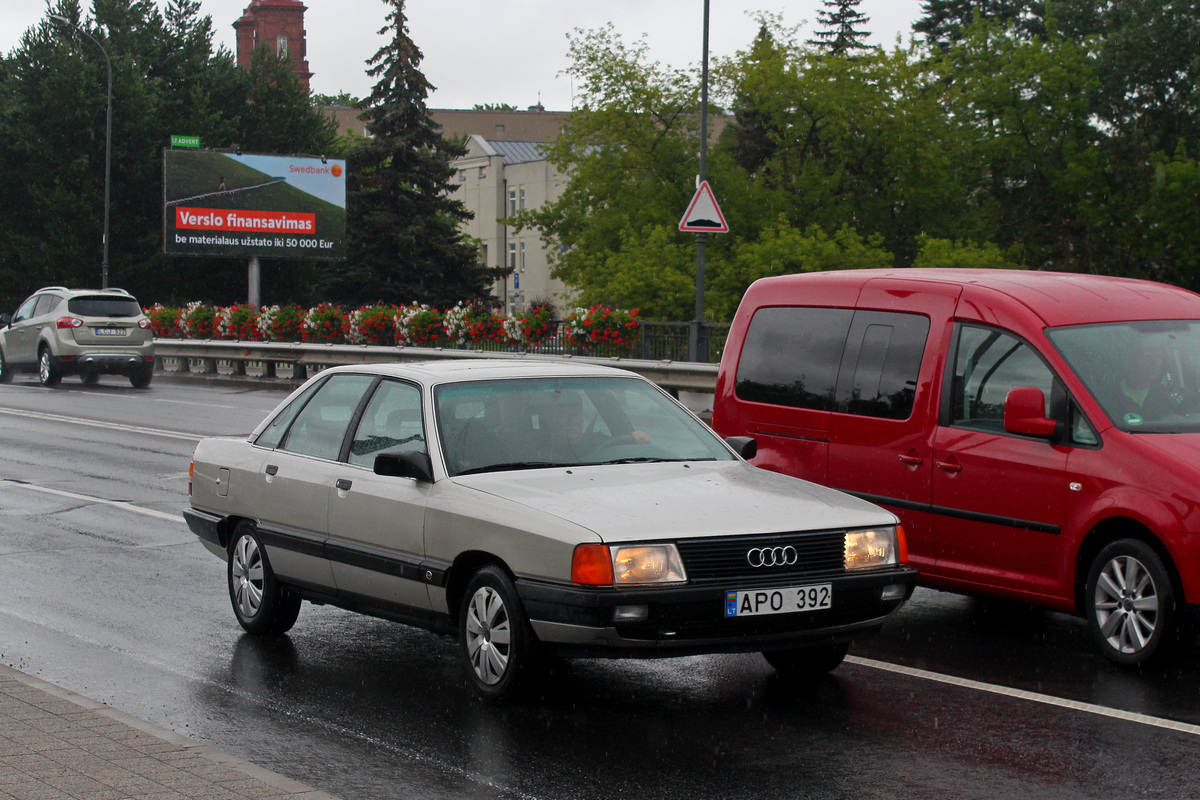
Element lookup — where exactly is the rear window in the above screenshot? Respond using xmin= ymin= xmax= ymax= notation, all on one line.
xmin=68 ymin=296 xmax=142 ymax=318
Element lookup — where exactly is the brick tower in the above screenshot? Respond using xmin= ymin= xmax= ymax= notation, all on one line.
xmin=233 ymin=0 xmax=312 ymax=91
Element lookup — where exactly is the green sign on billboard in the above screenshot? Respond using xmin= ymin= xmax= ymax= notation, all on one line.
xmin=170 ymin=135 xmax=201 ymax=148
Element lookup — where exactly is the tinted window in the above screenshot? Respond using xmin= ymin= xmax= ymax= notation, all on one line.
xmin=33 ymin=294 xmax=62 ymax=317
xmin=67 ymin=296 xmax=142 ymax=318
xmin=348 ymin=380 xmax=426 ymax=468
xmin=951 ymin=326 xmax=1054 ymax=432
xmin=839 ymin=311 xmax=929 ymax=419
xmin=279 ymin=374 xmax=374 ymax=460
xmin=735 ymin=307 xmax=852 ymax=410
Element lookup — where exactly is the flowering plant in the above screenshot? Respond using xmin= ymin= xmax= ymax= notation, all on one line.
xmin=257 ymin=305 xmax=306 ymax=342
xmin=518 ymin=301 xmax=557 ymax=347
xmin=564 ymin=305 xmax=641 ymax=352
xmin=181 ymin=301 xmax=217 ymax=339
xmin=464 ymin=304 xmax=506 ymax=346
xmin=442 ymin=302 xmax=471 ymax=344
xmin=349 ymin=305 xmax=398 ymax=346
xmin=395 ymin=304 xmax=443 ymax=346
xmin=303 ymin=304 xmax=349 ymax=343
xmin=144 ymin=304 xmax=183 ymax=338
xmin=214 ymin=304 xmax=261 ymax=340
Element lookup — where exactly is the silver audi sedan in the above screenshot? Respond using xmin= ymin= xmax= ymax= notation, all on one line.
xmin=185 ymin=360 xmax=916 ymax=701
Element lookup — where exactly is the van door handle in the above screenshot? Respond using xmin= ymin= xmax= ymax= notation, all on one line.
xmin=335 ymin=478 xmax=353 ymax=491
xmin=265 ymin=464 xmax=279 ymax=476
xmin=935 ymin=460 xmax=962 ymax=474
xmin=898 ymin=454 xmax=923 ymax=467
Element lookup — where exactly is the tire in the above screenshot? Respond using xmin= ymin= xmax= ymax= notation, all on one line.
xmin=763 ymin=642 xmax=849 ymax=679
xmin=1085 ymin=538 xmax=1188 ymax=668
xmin=0 ymin=348 xmax=11 ymax=384
xmin=38 ymin=347 xmax=61 ymax=387
xmin=129 ymin=364 xmax=153 ymax=388
xmin=459 ymin=565 xmax=536 ymax=703
xmin=227 ymin=522 xmax=301 ymax=635
xmin=81 ymin=370 xmax=99 ymax=386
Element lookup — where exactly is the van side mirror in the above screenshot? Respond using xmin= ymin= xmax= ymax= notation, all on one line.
xmin=724 ymin=436 xmax=758 ymax=460
xmin=374 ymin=451 xmax=434 ymax=483
xmin=1004 ymin=387 xmax=1058 ymax=438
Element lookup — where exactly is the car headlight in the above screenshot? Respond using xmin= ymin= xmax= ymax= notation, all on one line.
xmin=613 ymin=544 xmax=687 ymax=585
xmin=844 ymin=527 xmax=900 ymax=570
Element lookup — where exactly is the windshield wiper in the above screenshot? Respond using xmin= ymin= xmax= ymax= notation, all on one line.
xmin=456 ymin=461 xmax=562 ymax=476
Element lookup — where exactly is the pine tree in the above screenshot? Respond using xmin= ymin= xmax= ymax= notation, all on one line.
xmin=807 ymin=0 xmax=872 ymax=56
xmin=330 ymin=0 xmax=500 ymax=307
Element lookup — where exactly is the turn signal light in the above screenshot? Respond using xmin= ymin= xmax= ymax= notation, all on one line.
xmin=188 ymin=461 xmax=194 ymax=496
xmin=897 ymin=524 xmax=909 ymax=564
xmin=572 ymin=544 xmax=613 ymax=586
xmin=56 ymin=316 xmax=83 ymax=329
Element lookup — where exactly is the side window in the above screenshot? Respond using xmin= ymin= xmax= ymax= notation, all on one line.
xmin=12 ymin=295 xmax=38 ymax=324
xmin=33 ymin=294 xmax=60 ymax=317
xmin=838 ymin=311 xmax=930 ymax=420
xmin=348 ymin=380 xmax=426 ymax=467
xmin=735 ymin=307 xmax=853 ymax=411
xmin=254 ymin=380 xmax=325 ymax=450
xmin=951 ymin=326 xmax=1055 ymax=432
xmin=279 ymin=374 xmax=375 ymax=460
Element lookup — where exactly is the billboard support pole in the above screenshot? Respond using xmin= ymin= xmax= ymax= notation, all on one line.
xmin=248 ymin=257 xmax=260 ymax=308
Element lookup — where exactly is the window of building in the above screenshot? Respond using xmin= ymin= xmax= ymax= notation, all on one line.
xmin=508 ymin=242 xmax=517 ymax=270
xmin=507 ymin=188 xmax=518 ymax=217
xmin=277 ymin=34 xmax=288 ymax=55
xmin=519 ymin=241 xmax=526 ymax=272
xmin=519 ymin=187 xmax=526 ymax=210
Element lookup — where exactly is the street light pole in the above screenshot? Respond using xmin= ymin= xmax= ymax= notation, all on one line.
xmin=50 ymin=14 xmax=112 ymax=289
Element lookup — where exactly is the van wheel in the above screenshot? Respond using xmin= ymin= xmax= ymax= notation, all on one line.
xmin=228 ymin=522 xmax=301 ymax=635
xmin=763 ymin=642 xmax=849 ymax=679
xmin=1085 ymin=539 xmax=1189 ymax=667
xmin=459 ymin=565 xmax=536 ymax=703
xmin=38 ymin=347 xmax=61 ymax=386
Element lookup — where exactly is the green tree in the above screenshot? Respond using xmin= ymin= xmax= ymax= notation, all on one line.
xmin=808 ymin=0 xmax=873 ymax=56
xmin=328 ymin=0 xmax=498 ymax=308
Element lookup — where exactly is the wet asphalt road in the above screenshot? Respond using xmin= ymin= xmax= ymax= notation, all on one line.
xmin=1 ymin=374 xmax=1198 ymax=799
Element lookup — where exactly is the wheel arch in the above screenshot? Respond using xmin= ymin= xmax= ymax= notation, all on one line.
xmin=1073 ymin=517 xmax=1184 ymax=614
xmin=444 ymin=550 xmax=518 ymax=624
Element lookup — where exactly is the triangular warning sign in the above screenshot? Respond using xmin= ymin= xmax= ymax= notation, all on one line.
xmin=679 ymin=180 xmax=729 ymax=233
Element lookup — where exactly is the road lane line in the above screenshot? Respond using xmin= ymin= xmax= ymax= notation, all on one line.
xmin=1 ymin=480 xmax=183 ymax=523
xmin=849 ymin=655 xmax=1200 ymax=736
xmin=0 ymin=407 xmax=204 ymax=442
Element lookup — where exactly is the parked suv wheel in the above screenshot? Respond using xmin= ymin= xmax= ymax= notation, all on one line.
xmin=38 ymin=347 xmax=61 ymax=386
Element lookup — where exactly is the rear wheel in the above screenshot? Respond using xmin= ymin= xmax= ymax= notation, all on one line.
xmin=459 ymin=565 xmax=536 ymax=703
xmin=129 ymin=364 xmax=153 ymax=388
xmin=763 ymin=642 xmax=849 ymax=679
xmin=38 ymin=347 xmax=61 ymax=387
xmin=0 ymin=349 xmax=11 ymax=384
xmin=81 ymin=370 xmax=99 ymax=386
xmin=227 ymin=522 xmax=301 ymax=635
xmin=1085 ymin=538 xmax=1189 ymax=667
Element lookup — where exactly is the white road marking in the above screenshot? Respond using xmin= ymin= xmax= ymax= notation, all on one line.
xmin=2 ymin=480 xmax=183 ymax=523
xmin=0 ymin=407 xmax=204 ymax=442
xmin=849 ymin=655 xmax=1200 ymax=736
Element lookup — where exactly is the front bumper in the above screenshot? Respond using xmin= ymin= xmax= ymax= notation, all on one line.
xmin=517 ymin=566 xmax=918 ymax=657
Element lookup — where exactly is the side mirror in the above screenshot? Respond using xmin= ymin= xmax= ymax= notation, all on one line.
xmin=724 ymin=435 xmax=758 ymax=460
xmin=0 ymin=313 xmax=10 ymax=327
xmin=374 ymin=451 xmax=434 ymax=483
xmin=1003 ymin=387 xmax=1058 ymax=438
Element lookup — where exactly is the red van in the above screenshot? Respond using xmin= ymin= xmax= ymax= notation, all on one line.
xmin=713 ymin=268 xmax=1200 ymax=667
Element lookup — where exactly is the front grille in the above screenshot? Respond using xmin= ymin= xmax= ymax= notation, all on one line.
xmin=676 ymin=530 xmax=845 ymax=584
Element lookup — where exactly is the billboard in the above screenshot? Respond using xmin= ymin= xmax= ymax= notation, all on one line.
xmin=163 ymin=150 xmax=346 ymax=260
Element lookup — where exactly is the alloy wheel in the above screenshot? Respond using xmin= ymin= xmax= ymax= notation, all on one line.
xmin=1093 ymin=554 xmax=1159 ymax=655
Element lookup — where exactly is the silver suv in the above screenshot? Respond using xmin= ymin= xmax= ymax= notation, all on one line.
xmin=0 ymin=287 xmax=155 ymax=388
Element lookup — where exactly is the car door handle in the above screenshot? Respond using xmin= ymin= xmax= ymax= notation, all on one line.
xmin=935 ymin=460 xmax=962 ymax=474
xmin=265 ymin=464 xmax=278 ymax=476
xmin=898 ymin=454 xmax=924 ymax=467
xmin=335 ymin=478 xmax=353 ymax=491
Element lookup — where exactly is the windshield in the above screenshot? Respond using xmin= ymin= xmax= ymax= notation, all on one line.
xmin=435 ymin=376 xmax=734 ymax=476
xmin=1047 ymin=320 xmax=1200 ymax=433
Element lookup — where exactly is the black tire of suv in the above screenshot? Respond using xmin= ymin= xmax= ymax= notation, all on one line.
xmin=0 ymin=349 xmax=11 ymax=384
xmin=227 ymin=522 xmax=301 ymax=636
xmin=762 ymin=642 xmax=850 ymax=679
xmin=38 ymin=347 xmax=61 ymax=387
xmin=129 ymin=365 xmax=153 ymax=388
xmin=459 ymin=565 xmax=537 ymax=703
xmin=81 ymin=370 xmax=99 ymax=386
xmin=1084 ymin=538 xmax=1191 ymax=668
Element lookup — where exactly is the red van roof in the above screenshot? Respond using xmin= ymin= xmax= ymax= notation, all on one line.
xmin=748 ymin=269 xmax=1200 ymax=328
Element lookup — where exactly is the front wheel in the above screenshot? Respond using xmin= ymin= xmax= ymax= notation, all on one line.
xmin=459 ymin=565 xmax=536 ymax=703
xmin=0 ymin=349 xmax=11 ymax=384
xmin=227 ymin=522 xmax=300 ymax=635
xmin=763 ymin=642 xmax=849 ymax=679
xmin=38 ymin=348 xmax=61 ymax=387
xmin=1085 ymin=538 xmax=1189 ymax=667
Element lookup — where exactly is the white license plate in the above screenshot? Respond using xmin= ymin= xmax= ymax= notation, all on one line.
xmin=94 ymin=327 xmax=126 ymax=336
xmin=725 ymin=584 xmax=833 ymax=617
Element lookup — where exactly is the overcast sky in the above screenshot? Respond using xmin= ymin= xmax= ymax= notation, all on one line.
xmin=4 ymin=1 xmax=925 ymax=110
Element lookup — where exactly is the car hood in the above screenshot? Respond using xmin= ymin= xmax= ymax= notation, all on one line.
xmin=451 ymin=461 xmax=895 ymax=543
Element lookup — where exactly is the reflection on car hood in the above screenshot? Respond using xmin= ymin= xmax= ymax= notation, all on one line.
xmin=451 ymin=461 xmax=895 ymax=543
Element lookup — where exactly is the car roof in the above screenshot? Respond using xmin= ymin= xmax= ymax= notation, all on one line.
xmin=318 ymin=359 xmax=643 ymax=384
xmin=749 ymin=268 xmax=1200 ymax=327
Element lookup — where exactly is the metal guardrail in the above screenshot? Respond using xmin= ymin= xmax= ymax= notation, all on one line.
xmin=152 ymin=339 xmax=719 ymax=396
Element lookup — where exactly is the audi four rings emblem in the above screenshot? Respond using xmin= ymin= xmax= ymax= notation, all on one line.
xmin=746 ymin=546 xmax=798 ymax=568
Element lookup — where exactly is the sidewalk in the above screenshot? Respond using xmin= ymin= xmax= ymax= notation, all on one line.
xmin=0 ymin=664 xmax=338 ymax=800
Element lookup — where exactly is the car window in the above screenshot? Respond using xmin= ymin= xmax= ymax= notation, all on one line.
xmin=348 ymin=380 xmax=426 ymax=467
xmin=278 ymin=374 xmax=375 ymax=460
xmin=33 ymin=294 xmax=62 ymax=317
xmin=838 ymin=311 xmax=929 ymax=420
xmin=11 ymin=295 xmax=38 ymax=324
xmin=735 ymin=306 xmax=853 ymax=411
xmin=254 ymin=380 xmax=325 ymax=449
xmin=951 ymin=325 xmax=1055 ymax=432
xmin=67 ymin=296 xmax=142 ymax=318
